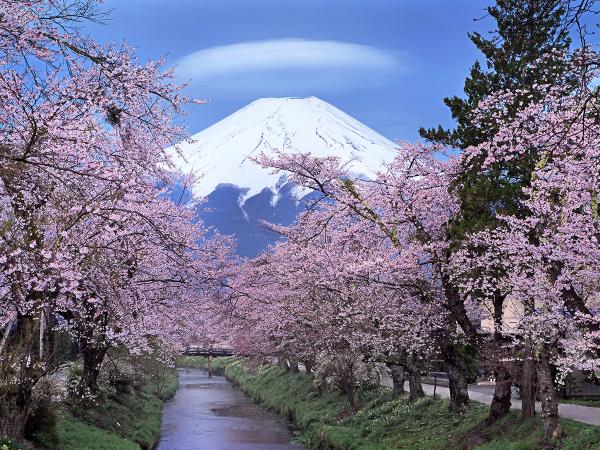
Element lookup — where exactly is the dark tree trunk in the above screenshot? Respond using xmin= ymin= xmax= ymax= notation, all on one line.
xmin=0 ymin=396 xmax=29 ymax=442
xmin=487 ymin=291 xmax=513 ymax=424
xmin=277 ymin=357 xmax=289 ymax=371
xmin=439 ymin=271 xmax=475 ymax=412
xmin=338 ymin=360 xmax=357 ymax=407
xmin=79 ymin=346 xmax=107 ymax=394
xmin=303 ymin=360 xmax=313 ymax=374
xmin=0 ymin=315 xmax=38 ymax=440
xmin=388 ymin=364 xmax=406 ymax=396
xmin=521 ymin=344 xmax=536 ymax=420
xmin=41 ymin=310 xmax=57 ymax=365
xmin=408 ymin=370 xmax=424 ymax=402
xmin=537 ymin=356 xmax=558 ymax=442
xmin=341 ymin=376 xmax=356 ymax=407
xmin=487 ymin=364 xmax=512 ymax=424
xmin=442 ymin=342 xmax=470 ymax=411
xmin=521 ymin=296 xmax=537 ymax=421
xmin=406 ymin=356 xmax=424 ymax=402
xmin=313 ymin=373 xmax=325 ymax=397
xmin=289 ymin=360 xmax=299 ymax=373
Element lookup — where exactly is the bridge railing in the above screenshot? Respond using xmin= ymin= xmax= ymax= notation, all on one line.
xmin=183 ymin=346 xmax=235 ymax=357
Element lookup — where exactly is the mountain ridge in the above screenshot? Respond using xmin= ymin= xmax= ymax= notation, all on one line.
xmin=172 ymin=96 xmax=398 ymax=204
xmin=171 ymin=96 xmax=398 ymax=256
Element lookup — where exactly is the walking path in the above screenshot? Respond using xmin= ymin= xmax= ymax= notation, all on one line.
xmin=380 ymin=377 xmax=600 ymax=426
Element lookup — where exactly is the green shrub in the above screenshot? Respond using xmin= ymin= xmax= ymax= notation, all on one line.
xmin=0 ymin=435 xmax=24 ymax=450
xmin=24 ymin=381 xmax=59 ymax=448
xmin=47 ymin=354 xmax=179 ymax=450
xmin=64 ymin=368 xmax=177 ymax=449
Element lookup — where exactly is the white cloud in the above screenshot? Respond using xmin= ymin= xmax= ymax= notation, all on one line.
xmin=176 ymin=39 xmax=401 ymax=80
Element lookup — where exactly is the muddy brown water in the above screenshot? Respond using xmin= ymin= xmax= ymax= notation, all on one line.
xmin=156 ymin=368 xmax=306 ymax=450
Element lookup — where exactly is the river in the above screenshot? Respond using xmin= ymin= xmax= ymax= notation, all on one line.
xmin=156 ymin=368 xmax=305 ymax=450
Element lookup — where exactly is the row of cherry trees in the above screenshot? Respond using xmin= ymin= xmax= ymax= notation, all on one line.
xmin=0 ymin=0 xmax=233 ymax=439
xmin=214 ymin=49 xmax=600 ymax=441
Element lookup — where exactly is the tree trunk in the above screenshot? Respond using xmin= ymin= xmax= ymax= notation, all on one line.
xmin=521 ymin=297 xmax=537 ymax=421
xmin=439 ymin=271 xmax=474 ymax=412
xmin=0 ymin=315 xmax=38 ymax=440
xmin=521 ymin=342 xmax=536 ymax=420
xmin=537 ymin=356 xmax=558 ymax=442
xmin=288 ymin=360 xmax=299 ymax=373
xmin=313 ymin=373 xmax=325 ymax=397
xmin=338 ymin=359 xmax=357 ymax=407
xmin=341 ymin=376 xmax=356 ymax=407
xmin=0 ymin=314 xmax=16 ymax=355
xmin=487 ymin=364 xmax=512 ymax=424
xmin=277 ymin=357 xmax=289 ymax=371
xmin=38 ymin=310 xmax=46 ymax=360
xmin=442 ymin=342 xmax=470 ymax=411
xmin=408 ymin=369 xmax=424 ymax=401
xmin=406 ymin=356 xmax=424 ymax=402
xmin=303 ymin=360 xmax=313 ymax=374
xmin=521 ymin=344 xmax=536 ymax=420
xmin=487 ymin=291 xmax=512 ymax=424
xmin=41 ymin=311 xmax=57 ymax=366
xmin=0 ymin=394 xmax=29 ymax=442
xmin=388 ymin=364 xmax=406 ymax=396
xmin=79 ymin=346 xmax=107 ymax=395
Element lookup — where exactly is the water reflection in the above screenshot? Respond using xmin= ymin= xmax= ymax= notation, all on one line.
xmin=157 ymin=368 xmax=305 ymax=450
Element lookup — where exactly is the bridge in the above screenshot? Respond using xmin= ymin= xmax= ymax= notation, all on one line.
xmin=184 ymin=346 xmax=235 ymax=357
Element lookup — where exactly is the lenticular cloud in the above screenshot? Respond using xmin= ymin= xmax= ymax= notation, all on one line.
xmin=176 ymin=39 xmax=402 ymax=80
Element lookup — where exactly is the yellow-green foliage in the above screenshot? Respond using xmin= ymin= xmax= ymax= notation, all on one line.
xmin=0 ymin=436 xmax=23 ymax=450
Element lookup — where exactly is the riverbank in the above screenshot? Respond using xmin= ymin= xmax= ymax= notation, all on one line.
xmin=3 ymin=357 xmax=178 ymax=450
xmin=179 ymin=356 xmax=600 ymax=450
xmin=53 ymin=366 xmax=178 ymax=450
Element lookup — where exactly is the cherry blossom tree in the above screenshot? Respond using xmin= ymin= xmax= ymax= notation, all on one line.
xmin=222 ymin=208 xmax=446 ymax=405
xmin=256 ymin=142 xmax=480 ymax=411
xmin=0 ymin=0 xmax=230 ymax=438
xmin=453 ymin=49 xmax=600 ymax=439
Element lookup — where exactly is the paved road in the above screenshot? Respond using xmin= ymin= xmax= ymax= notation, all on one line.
xmin=381 ymin=376 xmax=600 ymax=426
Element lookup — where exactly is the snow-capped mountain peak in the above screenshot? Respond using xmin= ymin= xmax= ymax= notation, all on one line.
xmin=173 ymin=96 xmax=398 ymax=202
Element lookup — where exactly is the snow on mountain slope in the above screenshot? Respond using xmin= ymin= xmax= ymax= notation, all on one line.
xmin=172 ymin=96 xmax=398 ymax=202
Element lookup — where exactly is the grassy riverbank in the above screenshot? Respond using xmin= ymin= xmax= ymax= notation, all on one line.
xmin=178 ymin=356 xmax=600 ymax=450
xmin=56 ymin=371 xmax=177 ymax=450
xmin=26 ymin=358 xmax=179 ymax=450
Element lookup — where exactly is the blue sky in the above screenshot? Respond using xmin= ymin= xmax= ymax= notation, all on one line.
xmin=89 ymin=0 xmax=492 ymax=141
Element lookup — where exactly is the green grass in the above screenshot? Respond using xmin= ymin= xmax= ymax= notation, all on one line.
xmin=179 ymin=356 xmax=600 ymax=450
xmin=55 ymin=412 xmax=139 ymax=450
xmin=38 ymin=360 xmax=179 ymax=450
xmin=474 ymin=415 xmax=600 ymax=450
xmin=560 ymin=397 xmax=600 ymax=408
xmin=64 ymin=367 xmax=178 ymax=449
xmin=223 ymin=358 xmax=485 ymax=449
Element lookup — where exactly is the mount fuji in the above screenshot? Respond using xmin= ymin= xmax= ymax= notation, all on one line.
xmin=172 ymin=96 xmax=398 ymax=256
